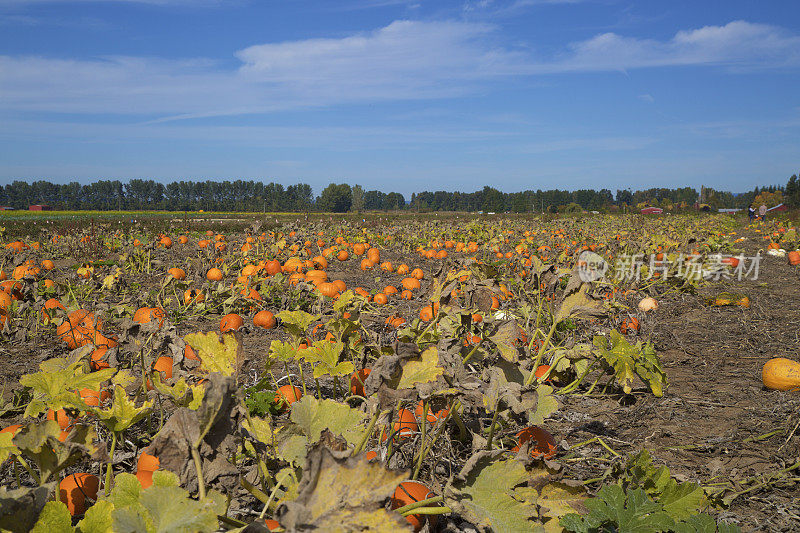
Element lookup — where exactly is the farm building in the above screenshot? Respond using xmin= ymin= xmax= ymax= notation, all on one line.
xmin=28 ymin=205 xmax=54 ymax=211
xmin=640 ymin=207 xmax=663 ymax=215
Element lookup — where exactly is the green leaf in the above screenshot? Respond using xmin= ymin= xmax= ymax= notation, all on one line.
xmin=448 ymin=456 xmax=541 ymax=533
xmin=528 ymin=385 xmax=559 ymax=426
xmin=184 ymin=331 xmax=241 ymax=377
xmin=76 ymin=499 xmax=114 ymax=533
xmin=333 ymin=290 xmax=355 ymax=313
xmin=110 ymin=473 xmax=143 ymax=509
xmin=242 ymin=416 xmax=273 ymax=445
xmin=393 ymin=346 xmax=444 ymax=389
xmin=92 ymin=385 xmax=153 ymax=433
xmin=107 ymin=472 xmax=225 ymax=533
xmin=659 ymin=480 xmax=707 ymax=521
xmin=0 ymin=431 xmax=18 ymax=464
xmin=269 ymin=340 xmax=297 ymax=363
xmin=111 ymin=370 xmax=136 ymax=389
xmin=290 ymin=396 xmax=368 ymax=446
xmin=303 ymin=341 xmax=354 ymax=379
xmin=151 ymin=376 xmax=204 ymax=410
xmin=276 ymin=310 xmax=319 ymax=338
xmin=21 ymin=361 xmax=116 ymax=417
xmin=593 ymin=331 xmax=667 ymax=397
xmin=151 ymin=469 xmax=180 ymax=487
xmin=31 ymin=501 xmax=72 ymax=533
xmin=577 ymin=485 xmax=674 ymax=533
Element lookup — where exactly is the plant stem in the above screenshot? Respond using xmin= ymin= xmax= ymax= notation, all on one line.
xmin=191 ymin=446 xmax=206 ymax=499
xmin=400 ymin=506 xmax=452 ymax=517
xmin=412 ymin=402 xmax=428 ymax=480
xmin=525 ymin=319 xmax=558 ymax=386
xmin=485 ymin=398 xmax=501 ymax=450
xmin=104 ymin=432 xmax=117 ymax=496
xmin=352 ymin=408 xmax=385 ymax=456
xmin=394 ymin=496 xmax=444 ymax=514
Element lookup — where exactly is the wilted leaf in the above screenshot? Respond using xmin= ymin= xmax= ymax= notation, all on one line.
xmin=488 ymin=321 xmax=524 ymax=364
xmin=0 ymin=484 xmax=56 ymax=533
xmin=278 ymin=443 xmax=409 ymax=532
xmin=14 ymin=421 xmax=98 ymax=483
xmin=556 ymin=284 xmax=605 ymax=323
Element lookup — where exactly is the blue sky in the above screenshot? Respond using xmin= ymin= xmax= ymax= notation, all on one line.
xmin=1 ymin=0 xmax=799 ymax=197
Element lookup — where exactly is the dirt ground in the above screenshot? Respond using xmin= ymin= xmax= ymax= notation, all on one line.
xmin=553 ymin=231 xmax=800 ymax=532
xmin=1 ymin=222 xmax=798 ymax=531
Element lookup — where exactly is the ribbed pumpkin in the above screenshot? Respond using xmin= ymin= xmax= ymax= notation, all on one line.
xmin=762 ymin=358 xmax=800 ymax=391
xmin=788 ymin=251 xmax=800 ymax=266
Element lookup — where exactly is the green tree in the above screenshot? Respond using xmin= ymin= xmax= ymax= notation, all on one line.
xmin=317 ymin=183 xmax=352 ymax=213
xmin=350 ymin=185 xmax=364 ymax=213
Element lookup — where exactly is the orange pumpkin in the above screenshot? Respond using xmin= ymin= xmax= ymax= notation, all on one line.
xmin=253 ymin=310 xmax=277 ymax=329
xmin=59 ymin=473 xmax=99 ymax=516
xmin=380 ymin=408 xmax=418 ymax=442
xmin=511 ymin=426 xmax=557 ymax=459
xmin=275 ymin=384 xmax=302 ymax=412
xmin=391 ymin=481 xmax=437 ymax=531
xmin=220 ymin=313 xmax=244 ymax=333
xmin=349 ymin=368 xmax=371 ymax=397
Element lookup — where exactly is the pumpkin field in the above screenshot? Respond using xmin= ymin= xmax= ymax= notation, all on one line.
xmin=0 ymin=212 xmax=798 ymax=532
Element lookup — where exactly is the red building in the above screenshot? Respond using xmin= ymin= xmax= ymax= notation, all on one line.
xmin=29 ymin=205 xmax=54 ymax=211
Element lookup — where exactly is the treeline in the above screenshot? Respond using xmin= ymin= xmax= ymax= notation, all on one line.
xmin=0 ymin=177 xmax=797 ymax=213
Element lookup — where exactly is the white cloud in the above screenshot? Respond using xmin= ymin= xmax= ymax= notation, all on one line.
xmin=551 ymin=20 xmax=800 ymax=72
xmin=0 ymin=20 xmax=798 ymax=118
xmin=638 ymin=93 xmax=654 ymax=103
xmin=0 ymin=20 xmax=526 ymax=116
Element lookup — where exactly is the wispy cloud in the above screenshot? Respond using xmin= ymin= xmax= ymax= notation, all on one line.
xmin=0 ymin=19 xmax=798 ymax=119
xmin=638 ymin=93 xmax=654 ymax=103
xmin=0 ymin=0 xmax=223 ymax=4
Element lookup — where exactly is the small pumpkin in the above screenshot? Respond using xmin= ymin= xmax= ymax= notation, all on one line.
xmin=275 ymin=384 xmax=302 ymax=412
xmin=762 ymin=358 xmax=800 ymax=391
